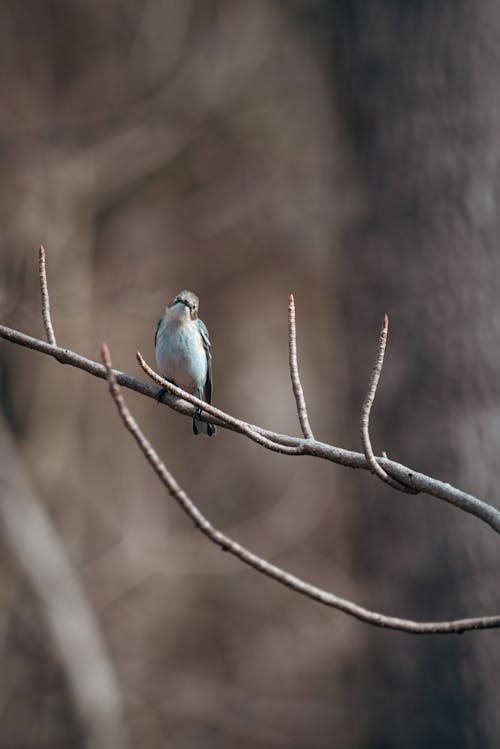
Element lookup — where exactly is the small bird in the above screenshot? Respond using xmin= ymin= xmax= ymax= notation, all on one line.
xmin=155 ymin=290 xmax=216 ymax=436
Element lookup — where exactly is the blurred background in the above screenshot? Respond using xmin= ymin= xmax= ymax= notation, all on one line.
xmin=1 ymin=1 xmax=500 ymax=747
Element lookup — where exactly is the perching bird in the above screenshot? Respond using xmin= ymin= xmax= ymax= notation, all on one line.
xmin=155 ymin=290 xmax=216 ymax=436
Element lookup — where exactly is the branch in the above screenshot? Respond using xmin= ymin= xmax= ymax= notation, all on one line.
xmin=101 ymin=342 xmax=500 ymax=634
xmin=288 ymin=293 xmax=314 ymax=439
xmin=38 ymin=244 xmax=57 ymax=345
xmin=361 ymin=314 xmax=416 ymax=493
xmin=2 ymin=245 xmax=500 ymax=632
xmin=1 ymin=321 xmax=500 ymax=534
xmin=136 ymin=352 xmax=303 ymax=455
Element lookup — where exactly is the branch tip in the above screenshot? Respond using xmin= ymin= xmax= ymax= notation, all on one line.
xmin=37 ymin=243 xmax=57 ymax=346
xmin=287 ymin=293 xmax=314 ymax=440
xmin=361 ymin=316 xmax=416 ymax=494
xmin=100 ymin=341 xmax=111 ymax=368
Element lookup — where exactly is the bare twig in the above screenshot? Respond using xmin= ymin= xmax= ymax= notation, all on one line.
xmin=1 ymin=321 xmax=500 ymax=533
xmin=38 ymin=244 xmax=57 ymax=345
xmin=360 ymin=314 xmax=416 ymax=493
xmin=102 ymin=342 xmax=500 ymax=634
xmin=136 ymin=351 xmax=303 ymax=456
xmin=288 ymin=294 xmax=314 ymax=439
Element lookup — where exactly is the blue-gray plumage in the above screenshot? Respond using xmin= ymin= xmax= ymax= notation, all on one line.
xmin=155 ymin=290 xmax=215 ymax=436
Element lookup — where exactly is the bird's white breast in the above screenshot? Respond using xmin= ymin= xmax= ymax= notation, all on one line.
xmin=155 ymin=315 xmax=207 ymax=396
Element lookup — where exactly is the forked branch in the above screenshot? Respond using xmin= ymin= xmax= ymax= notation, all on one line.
xmin=103 ymin=343 xmax=500 ymax=634
xmin=1 ymin=329 xmax=500 ymax=533
xmin=1 ymin=245 xmax=500 ymax=634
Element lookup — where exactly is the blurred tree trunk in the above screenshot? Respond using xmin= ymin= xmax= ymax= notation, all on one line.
xmin=326 ymin=2 xmax=500 ymax=747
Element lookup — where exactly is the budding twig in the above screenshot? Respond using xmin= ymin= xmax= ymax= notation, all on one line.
xmin=38 ymin=244 xmax=57 ymax=346
xmin=288 ymin=294 xmax=314 ymax=439
xmin=361 ymin=314 xmax=417 ymax=493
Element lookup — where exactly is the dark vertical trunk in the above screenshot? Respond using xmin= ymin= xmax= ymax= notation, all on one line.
xmin=327 ymin=2 xmax=500 ymax=747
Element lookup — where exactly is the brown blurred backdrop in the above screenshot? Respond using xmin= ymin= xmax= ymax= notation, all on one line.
xmin=1 ymin=1 xmax=500 ymax=747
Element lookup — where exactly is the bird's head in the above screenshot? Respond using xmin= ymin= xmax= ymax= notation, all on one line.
xmin=168 ymin=290 xmax=199 ymax=321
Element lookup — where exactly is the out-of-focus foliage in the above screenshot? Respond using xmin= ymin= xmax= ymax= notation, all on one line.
xmin=1 ymin=1 xmax=500 ymax=748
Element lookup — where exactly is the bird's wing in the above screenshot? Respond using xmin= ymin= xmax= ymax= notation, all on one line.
xmin=154 ymin=317 xmax=162 ymax=348
xmin=198 ymin=319 xmax=213 ymax=404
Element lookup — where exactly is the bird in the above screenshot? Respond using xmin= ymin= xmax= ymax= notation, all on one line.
xmin=155 ymin=290 xmax=216 ymax=436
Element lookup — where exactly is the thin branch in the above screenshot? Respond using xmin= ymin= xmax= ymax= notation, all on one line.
xmin=101 ymin=342 xmax=500 ymax=634
xmin=361 ymin=314 xmax=416 ymax=493
xmin=1 ymin=321 xmax=500 ymax=534
xmin=136 ymin=351 xmax=303 ymax=456
xmin=38 ymin=244 xmax=57 ymax=345
xmin=288 ymin=294 xmax=314 ymax=439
